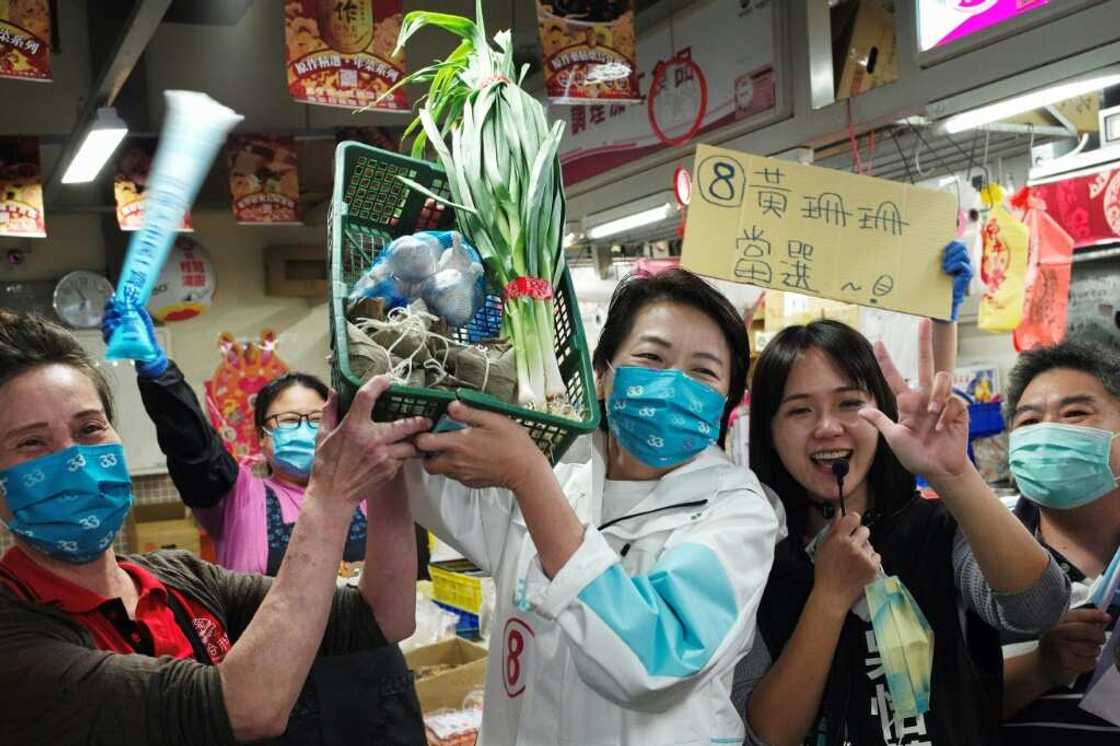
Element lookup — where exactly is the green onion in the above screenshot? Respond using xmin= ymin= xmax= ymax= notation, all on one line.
xmin=385 ymin=0 xmax=571 ymax=416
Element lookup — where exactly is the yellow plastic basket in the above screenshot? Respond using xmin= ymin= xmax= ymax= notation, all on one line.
xmin=429 ymin=559 xmax=486 ymax=615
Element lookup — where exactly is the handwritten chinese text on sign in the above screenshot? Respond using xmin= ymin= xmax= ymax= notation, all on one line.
xmin=680 ymin=144 xmax=956 ymax=319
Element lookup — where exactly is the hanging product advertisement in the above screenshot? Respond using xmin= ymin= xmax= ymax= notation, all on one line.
xmin=285 ymin=0 xmax=408 ymax=111
xmin=227 ymin=135 xmax=302 ymax=225
xmin=0 ymin=136 xmax=45 ymax=237
xmin=557 ymin=0 xmax=777 ymax=185
xmin=148 ymin=236 xmax=216 ymax=323
xmin=205 ymin=332 xmax=289 ymax=466
xmin=0 ymin=0 xmax=51 ymax=82
xmin=917 ymin=0 xmax=1051 ymax=51
xmin=1032 ymin=168 xmax=1120 ymax=247
xmin=114 ymin=142 xmax=194 ymax=232
xmin=536 ymin=0 xmax=639 ymax=104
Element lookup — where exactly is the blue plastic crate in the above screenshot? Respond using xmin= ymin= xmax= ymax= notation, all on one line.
xmin=434 ymin=600 xmax=480 ymax=638
xmin=968 ymin=402 xmax=1004 ymax=440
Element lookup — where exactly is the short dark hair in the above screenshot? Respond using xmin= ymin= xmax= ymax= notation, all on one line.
xmin=1005 ymin=340 xmax=1120 ymax=424
xmin=254 ymin=372 xmax=330 ymax=431
xmin=592 ymin=268 xmax=750 ymax=445
xmin=748 ymin=319 xmax=915 ymax=538
xmin=0 ymin=310 xmax=115 ymax=422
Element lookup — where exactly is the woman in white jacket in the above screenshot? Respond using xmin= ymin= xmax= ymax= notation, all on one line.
xmin=407 ymin=269 xmax=780 ymax=745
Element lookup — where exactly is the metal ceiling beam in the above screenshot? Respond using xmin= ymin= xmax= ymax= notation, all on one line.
xmin=44 ymin=0 xmax=172 ymax=202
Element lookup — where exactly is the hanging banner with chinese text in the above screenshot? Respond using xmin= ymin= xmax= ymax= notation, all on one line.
xmin=149 ymin=237 xmax=216 ymax=322
xmin=537 ymin=0 xmax=639 ymax=104
xmin=114 ymin=142 xmax=194 ymax=232
xmin=227 ymin=135 xmax=302 ymax=225
xmin=557 ymin=0 xmax=776 ymax=185
xmin=285 ymin=0 xmax=407 ymax=111
xmin=0 ymin=0 xmax=51 ymax=82
xmin=0 ymin=136 xmax=45 ymax=237
xmin=680 ymin=144 xmax=956 ymax=319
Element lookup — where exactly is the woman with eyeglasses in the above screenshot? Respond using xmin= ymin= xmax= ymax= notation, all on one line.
xmin=102 ymin=302 xmax=372 ymax=576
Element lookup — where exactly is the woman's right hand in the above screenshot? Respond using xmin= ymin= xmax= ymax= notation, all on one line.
xmin=307 ymin=375 xmax=430 ymax=512
xmin=812 ymin=513 xmax=881 ymax=615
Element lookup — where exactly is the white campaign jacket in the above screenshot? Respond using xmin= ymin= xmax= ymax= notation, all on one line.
xmin=406 ymin=436 xmax=779 ymax=745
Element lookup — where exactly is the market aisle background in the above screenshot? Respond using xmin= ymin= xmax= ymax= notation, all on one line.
xmin=0 ymin=0 xmax=1024 ymax=554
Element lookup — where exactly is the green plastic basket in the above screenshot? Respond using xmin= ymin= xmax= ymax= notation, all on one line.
xmin=328 ymin=142 xmax=600 ymax=465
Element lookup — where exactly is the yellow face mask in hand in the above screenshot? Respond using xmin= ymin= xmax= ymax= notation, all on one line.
xmin=865 ymin=575 xmax=934 ymax=719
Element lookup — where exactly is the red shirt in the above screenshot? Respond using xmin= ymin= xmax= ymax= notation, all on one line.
xmin=0 ymin=546 xmax=231 ymax=662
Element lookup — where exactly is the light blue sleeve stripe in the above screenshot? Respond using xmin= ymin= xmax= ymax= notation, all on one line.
xmin=577 ymin=543 xmax=739 ymax=678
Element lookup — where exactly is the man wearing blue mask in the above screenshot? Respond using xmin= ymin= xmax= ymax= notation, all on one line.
xmin=1002 ymin=340 xmax=1120 ymax=744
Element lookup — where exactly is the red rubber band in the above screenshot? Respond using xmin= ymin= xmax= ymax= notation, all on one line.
xmin=504 ymin=277 xmax=554 ymax=301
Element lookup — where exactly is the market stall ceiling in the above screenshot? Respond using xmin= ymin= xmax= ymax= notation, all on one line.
xmin=8 ymin=0 xmax=687 ymax=213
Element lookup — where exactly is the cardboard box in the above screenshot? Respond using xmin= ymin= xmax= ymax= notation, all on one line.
xmin=128 ymin=516 xmax=201 ymax=556
xmin=405 ymin=638 xmax=488 ymax=713
xmin=835 ymin=0 xmax=899 ymax=101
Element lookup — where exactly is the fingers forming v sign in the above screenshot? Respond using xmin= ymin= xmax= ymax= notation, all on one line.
xmin=857 ymin=319 xmax=970 ymax=481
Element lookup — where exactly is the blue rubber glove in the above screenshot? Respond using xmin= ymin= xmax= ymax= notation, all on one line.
xmin=101 ymin=297 xmax=169 ymax=379
xmin=941 ymin=240 xmax=973 ymax=322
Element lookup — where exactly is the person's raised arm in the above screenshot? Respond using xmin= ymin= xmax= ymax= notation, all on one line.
xmin=860 ymin=321 xmax=1053 ymax=596
xmin=218 ymin=376 xmax=428 ymax=740
xmin=102 ymin=299 xmax=238 ymax=509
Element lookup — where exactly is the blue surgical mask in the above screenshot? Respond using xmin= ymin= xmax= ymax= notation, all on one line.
xmin=270 ymin=422 xmax=318 ymax=478
xmin=1009 ymin=423 xmax=1119 ymax=509
xmin=606 ymin=366 xmax=726 ymax=468
xmin=0 ymin=443 xmax=133 ymax=564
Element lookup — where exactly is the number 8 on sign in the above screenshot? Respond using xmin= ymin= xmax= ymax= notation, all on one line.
xmin=697 ymin=155 xmax=746 ymax=208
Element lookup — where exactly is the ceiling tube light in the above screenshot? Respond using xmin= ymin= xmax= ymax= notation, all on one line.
xmin=61 ymin=107 xmax=129 ymax=184
xmin=940 ymin=73 xmax=1120 ymax=135
xmin=586 ymin=203 xmax=675 ymax=240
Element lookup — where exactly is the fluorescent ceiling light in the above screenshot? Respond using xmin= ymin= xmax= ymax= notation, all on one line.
xmin=62 ymin=108 xmax=129 ymax=184
xmin=586 ymin=203 xmax=675 ymax=240
xmin=940 ymin=73 xmax=1120 ymax=135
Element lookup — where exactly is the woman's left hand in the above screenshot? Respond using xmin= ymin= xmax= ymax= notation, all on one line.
xmin=858 ymin=319 xmax=971 ymax=482
xmin=415 ymin=401 xmax=550 ymax=491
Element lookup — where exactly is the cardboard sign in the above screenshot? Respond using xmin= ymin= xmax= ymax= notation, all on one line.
xmin=681 ymin=144 xmax=956 ymax=319
xmin=0 ymin=0 xmax=51 ymax=82
xmin=284 ymin=0 xmax=407 ymax=111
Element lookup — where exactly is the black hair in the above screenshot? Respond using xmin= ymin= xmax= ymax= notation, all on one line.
xmin=254 ymin=372 xmax=330 ymax=432
xmin=748 ymin=319 xmax=915 ymax=538
xmin=0 ymin=310 xmax=115 ymax=422
xmin=1005 ymin=340 xmax=1120 ymax=424
xmin=592 ymin=268 xmax=750 ymax=445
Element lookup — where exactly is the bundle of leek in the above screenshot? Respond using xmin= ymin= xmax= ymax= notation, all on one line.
xmin=387 ymin=0 xmax=572 ymax=417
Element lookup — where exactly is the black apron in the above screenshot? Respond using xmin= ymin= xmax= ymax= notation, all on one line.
xmin=262 ymin=486 xmax=426 ymax=746
xmin=758 ymin=496 xmax=1003 ymax=746
xmin=265 ymin=485 xmax=368 ymax=577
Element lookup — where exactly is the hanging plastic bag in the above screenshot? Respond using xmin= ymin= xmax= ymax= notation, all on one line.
xmin=977 ymin=184 xmax=1030 ymax=333
xmin=864 ymin=574 xmax=934 ymax=718
xmin=1009 ymin=187 xmax=1076 ymax=351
